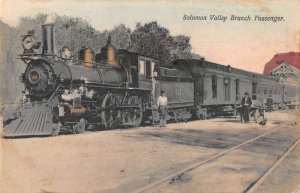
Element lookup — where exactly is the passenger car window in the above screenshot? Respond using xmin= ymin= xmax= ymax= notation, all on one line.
xmin=212 ymin=75 xmax=217 ymax=98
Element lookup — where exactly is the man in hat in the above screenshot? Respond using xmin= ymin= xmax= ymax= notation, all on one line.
xmin=266 ymin=95 xmax=273 ymax=112
xmin=241 ymin=92 xmax=252 ymax=123
xmin=157 ymin=90 xmax=168 ymax=127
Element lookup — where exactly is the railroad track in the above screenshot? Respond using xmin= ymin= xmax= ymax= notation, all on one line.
xmin=245 ymin=137 xmax=300 ymax=193
xmin=132 ymin=126 xmax=299 ymax=193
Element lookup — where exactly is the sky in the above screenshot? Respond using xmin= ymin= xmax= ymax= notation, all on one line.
xmin=1 ymin=0 xmax=299 ymax=73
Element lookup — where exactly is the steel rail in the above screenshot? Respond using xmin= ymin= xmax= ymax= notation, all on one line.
xmin=245 ymin=137 xmax=300 ymax=193
xmin=132 ymin=127 xmax=279 ymax=193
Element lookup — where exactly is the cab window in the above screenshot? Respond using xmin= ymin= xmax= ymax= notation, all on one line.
xmin=139 ymin=60 xmax=145 ymax=75
xmin=151 ymin=62 xmax=155 ymax=77
xmin=146 ymin=60 xmax=151 ymax=77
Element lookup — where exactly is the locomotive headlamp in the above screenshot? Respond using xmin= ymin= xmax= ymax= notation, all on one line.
xmin=22 ymin=35 xmax=41 ymax=51
xmin=22 ymin=36 xmax=35 ymax=50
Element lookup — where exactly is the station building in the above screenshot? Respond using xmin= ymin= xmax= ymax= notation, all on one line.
xmin=263 ymin=52 xmax=300 ymax=83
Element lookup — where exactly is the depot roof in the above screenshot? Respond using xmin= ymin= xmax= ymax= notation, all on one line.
xmin=263 ymin=52 xmax=300 ymax=75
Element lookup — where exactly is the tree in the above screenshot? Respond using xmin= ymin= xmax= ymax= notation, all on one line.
xmin=110 ymin=24 xmax=131 ymax=50
xmin=171 ymin=35 xmax=192 ymax=60
xmin=54 ymin=15 xmax=105 ymax=55
xmin=130 ymin=21 xmax=191 ymax=66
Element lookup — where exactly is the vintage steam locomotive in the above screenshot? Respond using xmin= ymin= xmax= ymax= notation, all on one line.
xmin=2 ymin=23 xmax=299 ymax=137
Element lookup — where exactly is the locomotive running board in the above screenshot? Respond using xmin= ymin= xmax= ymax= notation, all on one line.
xmin=3 ymin=106 xmax=54 ymax=137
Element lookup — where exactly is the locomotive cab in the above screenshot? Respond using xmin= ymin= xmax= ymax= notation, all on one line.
xmin=115 ymin=49 xmax=157 ymax=88
xmin=136 ymin=55 xmax=157 ymax=89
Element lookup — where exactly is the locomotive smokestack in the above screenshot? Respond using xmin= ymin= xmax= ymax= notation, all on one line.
xmin=42 ymin=24 xmax=54 ymax=55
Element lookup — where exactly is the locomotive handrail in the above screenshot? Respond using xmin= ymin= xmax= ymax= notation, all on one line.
xmin=80 ymin=81 xmax=128 ymax=87
xmin=168 ymin=101 xmax=194 ymax=104
xmin=61 ymin=57 xmax=114 ymax=69
xmin=119 ymin=62 xmax=130 ymax=87
xmin=79 ymin=81 xmax=151 ymax=90
xmin=18 ymin=54 xmax=117 ymax=69
xmin=48 ymin=84 xmax=62 ymax=103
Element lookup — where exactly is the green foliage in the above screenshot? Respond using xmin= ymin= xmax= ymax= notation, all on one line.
xmin=131 ymin=21 xmax=171 ymax=66
xmin=54 ymin=15 xmax=106 ymax=53
xmin=110 ymin=24 xmax=131 ymax=50
xmin=130 ymin=21 xmax=191 ymax=66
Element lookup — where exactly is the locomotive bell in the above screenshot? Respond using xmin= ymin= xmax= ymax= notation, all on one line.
xmin=78 ymin=47 xmax=94 ymax=68
xmin=99 ymin=36 xmax=121 ymax=68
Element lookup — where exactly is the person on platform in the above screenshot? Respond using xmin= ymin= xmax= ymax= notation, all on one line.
xmin=266 ymin=95 xmax=273 ymax=112
xmin=241 ymin=92 xmax=252 ymax=123
xmin=157 ymin=90 xmax=168 ymax=127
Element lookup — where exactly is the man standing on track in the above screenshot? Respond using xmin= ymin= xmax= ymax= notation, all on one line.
xmin=241 ymin=92 xmax=252 ymax=123
xmin=157 ymin=90 xmax=168 ymax=127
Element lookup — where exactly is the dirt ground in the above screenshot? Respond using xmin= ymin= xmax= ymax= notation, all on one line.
xmin=1 ymin=110 xmax=299 ymax=193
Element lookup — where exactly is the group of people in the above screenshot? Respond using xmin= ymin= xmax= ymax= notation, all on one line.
xmin=240 ymin=92 xmax=273 ymax=123
xmin=156 ymin=90 xmax=273 ymax=127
